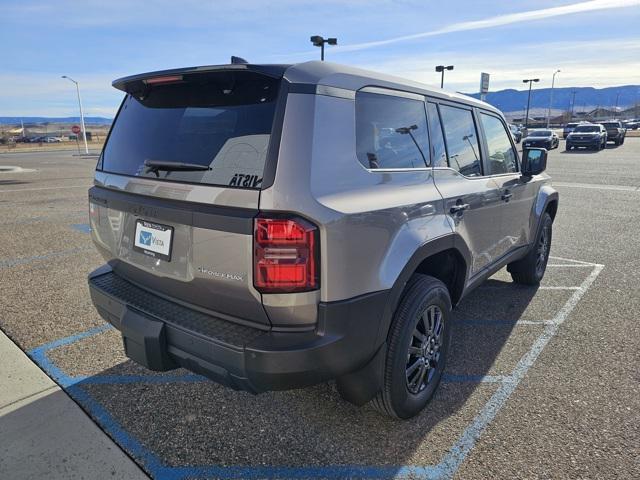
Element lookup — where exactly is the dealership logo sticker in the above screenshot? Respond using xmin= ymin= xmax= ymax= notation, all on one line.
xmin=133 ymin=220 xmax=173 ymax=261
xmin=139 ymin=231 xmax=152 ymax=246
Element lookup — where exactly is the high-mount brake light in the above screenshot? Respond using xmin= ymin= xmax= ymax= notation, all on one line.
xmin=254 ymin=217 xmax=319 ymax=293
xmin=143 ymin=75 xmax=183 ymax=85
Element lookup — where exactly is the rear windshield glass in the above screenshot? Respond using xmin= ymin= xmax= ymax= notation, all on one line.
xmin=601 ymin=122 xmax=619 ymax=128
xmin=100 ymin=71 xmax=279 ymax=189
xmin=573 ymin=125 xmax=600 ymax=132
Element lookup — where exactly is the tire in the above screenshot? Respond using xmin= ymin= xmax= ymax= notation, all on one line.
xmin=508 ymin=212 xmax=553 ymax=285
xmin=372 ymin=275 xmax=452 ymax=419
xmin=566 ymin=143 xmax=572 ymax=151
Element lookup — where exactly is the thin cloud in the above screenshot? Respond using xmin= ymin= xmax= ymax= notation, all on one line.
xmin=281 ymin=0 xmax=640 ymax=56
xmin=356 ymin=37 xmax=640 ymax=92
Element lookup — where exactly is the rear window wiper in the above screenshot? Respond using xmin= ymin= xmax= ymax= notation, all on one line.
xmin=143 ymin=159 xmax=211 ymax=177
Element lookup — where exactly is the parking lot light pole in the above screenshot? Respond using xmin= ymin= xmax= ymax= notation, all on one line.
xmin=310 ymin=35 xmax=337 ymax=61
xmin=523 ymin=78 xmax=540 ymax=130
xmin=547 ymin=70 xmax=560 ymax=128
xmin=435 ymin=65 xmax=454 ymax=89
xmin=61 ymin=75 xmax=88 ymax=154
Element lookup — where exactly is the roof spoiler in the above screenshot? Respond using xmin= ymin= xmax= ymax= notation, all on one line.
xmin=112 ymin=63 xmax=290 ymax=95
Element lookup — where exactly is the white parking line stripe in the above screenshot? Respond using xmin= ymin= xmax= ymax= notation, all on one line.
xmin=539 ymin=286 xmax=581 ymax=290
xmin=547 ymin=264 xmax=596 ymax=267
xmin=515 ymin=320 xmax=556 ymax=325
xmin=548 ymin=255 xmax=597 ymax=266
xmin=458 ymin=318 xmax=555 ymax=326
xmin=439 ymin=263 xmax=604 ymax=476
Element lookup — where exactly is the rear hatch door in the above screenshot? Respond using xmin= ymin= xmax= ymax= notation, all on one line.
xmin=90 ymin=68 xmax=284 ymax=326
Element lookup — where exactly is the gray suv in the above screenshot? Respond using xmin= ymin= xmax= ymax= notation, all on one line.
xmin=88 ymin=61 xmax=558 ymax=419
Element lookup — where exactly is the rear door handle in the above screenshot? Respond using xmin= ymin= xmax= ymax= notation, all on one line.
xmin=501 ymin=191 xmax=512 ymax=201
xmin=450 ymin=203 xmax=470 ymax=214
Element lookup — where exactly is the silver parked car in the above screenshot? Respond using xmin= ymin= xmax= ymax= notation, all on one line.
xmin=88 ymin=61 xmax=558 ymax=419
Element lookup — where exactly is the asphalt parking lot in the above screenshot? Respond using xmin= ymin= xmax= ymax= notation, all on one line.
xmin=1 ymin=140 xmax=639 ymax=479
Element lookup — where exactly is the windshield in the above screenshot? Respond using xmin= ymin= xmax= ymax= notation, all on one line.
xmin=602 ymin=122 xmax=619 ymax=128
xmin=100 ymin=71 xmax=279 ymax=189
xmin=565 ymin=123 xmax=578 ymax=128
xmin=573 ymin=125 xmax=600 ymax=133
xmin=528 ymin=130 xmax=552 ymax=137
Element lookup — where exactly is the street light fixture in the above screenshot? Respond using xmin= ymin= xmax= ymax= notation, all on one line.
xmin=435 ymin=65 xmax=454 ymax=89
xmin=523 ymin=78 xmax=540 ymax=130
xmin=61 ymin=75 xmax=88 ymax=154
xmin=310 ymin=35 xmax=337 ymax=61
xmin=546 ymin=69 xmax=561 ymax=128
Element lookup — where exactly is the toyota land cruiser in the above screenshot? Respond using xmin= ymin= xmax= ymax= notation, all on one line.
xmin=88 ymin=61 xmax=558 ymax=419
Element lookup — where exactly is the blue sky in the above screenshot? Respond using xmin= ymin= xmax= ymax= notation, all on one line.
xmin=1 ymin=0 xmax=639 ymax=117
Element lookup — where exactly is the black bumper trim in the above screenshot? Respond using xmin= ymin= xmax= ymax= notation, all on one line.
xmin=88 ymin=186 xmax=257 ymax=235
xmin=88 ymin=266 xmax=388 ymax=393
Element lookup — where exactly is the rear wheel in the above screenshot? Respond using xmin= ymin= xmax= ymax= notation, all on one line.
xmin=508 ymin=212 xmax=553 ymax=285
xmin=372 ymin=275 xmax=452 ymax=419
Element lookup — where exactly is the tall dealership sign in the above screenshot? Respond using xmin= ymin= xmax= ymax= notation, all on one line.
xmin=480 ymin=72 xmax=490 ymax=102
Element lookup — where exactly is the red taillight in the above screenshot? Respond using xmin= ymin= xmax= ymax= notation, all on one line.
xmin=254 ymin=217 xmax=319 ymax=293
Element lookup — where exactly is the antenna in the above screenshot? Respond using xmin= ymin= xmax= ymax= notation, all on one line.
xmin=231 ymin=56 xmax=249 ymax=65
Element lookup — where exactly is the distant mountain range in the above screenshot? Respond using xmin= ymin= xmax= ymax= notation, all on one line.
xmin=0 ymin=116 xmax=113 ymax=125
xmin=467 ymin=85 xmax=640 ymax=114
xmin=3 ymin=86 xmax=640 ymax=123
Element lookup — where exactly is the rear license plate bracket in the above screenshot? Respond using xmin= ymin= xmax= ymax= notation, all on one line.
xmin=133 ymin=219 xmax=174 ymax=261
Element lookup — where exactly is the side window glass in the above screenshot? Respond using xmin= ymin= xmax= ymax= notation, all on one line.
xmin=355 ymin=91 xmax=430 ymax=169
xmin=439 ymin=105 xmax=482 ymax=177
xmin=426 ymin=102 xmax=447 ymax=167
xmin=480 ymin=113 xmax=518 ymax=175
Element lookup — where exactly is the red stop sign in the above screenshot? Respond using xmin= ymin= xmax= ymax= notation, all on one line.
xmin=71 ymin=125 xmax=81 ymax=134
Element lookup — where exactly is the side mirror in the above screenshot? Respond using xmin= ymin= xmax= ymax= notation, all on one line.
xmin=521 ymin=147 xmax=547 ymax=176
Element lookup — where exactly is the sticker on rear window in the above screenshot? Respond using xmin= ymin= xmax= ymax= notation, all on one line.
xmin=229 ymin=174 xmax=262 ymax=188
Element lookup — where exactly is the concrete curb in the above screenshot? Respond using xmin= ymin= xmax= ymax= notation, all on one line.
xmin=0 ymin=329 xmax=149 ymax=479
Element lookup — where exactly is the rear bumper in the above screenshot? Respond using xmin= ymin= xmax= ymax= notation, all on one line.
xmin=88 ymin=265 xmax=387 ymax=393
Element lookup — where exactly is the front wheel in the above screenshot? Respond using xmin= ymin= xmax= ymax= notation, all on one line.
xmin=508 ymin=212 xmax=553 ymax=285
xmin=372 ymin=275 xmax=452 ymax=419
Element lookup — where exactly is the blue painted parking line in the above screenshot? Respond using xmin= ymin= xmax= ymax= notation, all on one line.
xmin=71 ymin=223 xmax=91 ymax=233
xmin=28 ymin=325 xmax=206 ymax=388
xmin=25 ymin=260 xmax=603 ymax=479
xmin=29 ymin=324 xmax=113 ymax=387
xmin=0 ymin=246 xmax=92 ymax=269
xmin=24 ymin=323 xmax=507 ymax=479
